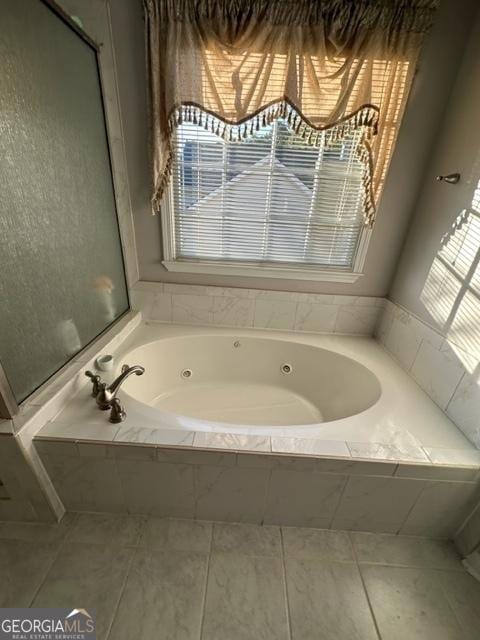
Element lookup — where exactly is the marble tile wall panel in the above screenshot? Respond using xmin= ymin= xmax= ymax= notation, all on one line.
xmin=116 ymin=459 xmax=196 ymax=518
xmin=331 ymin=476 xmax=427 ymax=534
xmin=35 ymin=441 xmax=480 ymax=538
xmin=376 ymin=300 xmax=480 ymax=449
xmin=264 ymin=470 xmax=347 ymax=529
xmin=130 ymin=281 xmax=384 ymax=336
xmin=195 ymin=466 xmax=270 ymax=523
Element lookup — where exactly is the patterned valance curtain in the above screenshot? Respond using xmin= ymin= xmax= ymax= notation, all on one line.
xmin=143 ymin=0 xmax=437 ymax=224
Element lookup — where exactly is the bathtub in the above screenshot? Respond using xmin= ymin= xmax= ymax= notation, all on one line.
xmin=110 ymin=322 xmax=472 ymax=448
xmin=36 ymin=320 xmax=480 ymax=535
xmin=121 ymin=334 xmax=381 ymax=428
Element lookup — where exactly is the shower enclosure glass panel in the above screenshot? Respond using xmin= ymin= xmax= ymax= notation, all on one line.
xmin=0 ymin=0 xmax=129 ymax=405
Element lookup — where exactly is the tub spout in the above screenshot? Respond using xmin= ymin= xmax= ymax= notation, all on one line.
xmin=96 ymin=364 xmax=145 ymax=410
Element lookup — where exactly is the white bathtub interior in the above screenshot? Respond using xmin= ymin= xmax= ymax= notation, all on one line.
xmin=121 ymin=336 xmax=381 ymax=427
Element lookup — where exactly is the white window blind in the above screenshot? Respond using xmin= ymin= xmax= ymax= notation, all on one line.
xmin=420 ymin=179 xmax=480 ymax=365
xmin=169 ymin=116 xmax=368 ymax=271
xmin=436 ymin=178 xmax=480 ymax=292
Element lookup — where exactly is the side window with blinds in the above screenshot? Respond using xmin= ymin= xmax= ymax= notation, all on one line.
xmin=420 ymin=179 xmax=480 ymax=358
xmin=165 ymin=113 xmax=371 ymax=277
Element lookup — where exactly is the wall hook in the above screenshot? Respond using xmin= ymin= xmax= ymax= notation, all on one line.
xmin=436 ymin=173 xmax=460 ymax=184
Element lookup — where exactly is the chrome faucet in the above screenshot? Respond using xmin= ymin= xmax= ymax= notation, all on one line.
xmin=95 ymin=364 xmax=145 ymax=410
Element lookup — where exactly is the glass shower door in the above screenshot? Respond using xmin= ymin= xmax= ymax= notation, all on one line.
xmin=0 ymin=0 xmax=129 ymax=408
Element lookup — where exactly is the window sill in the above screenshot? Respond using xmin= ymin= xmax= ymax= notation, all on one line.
xmin=162 ymin=260 xmax=363 ymax=283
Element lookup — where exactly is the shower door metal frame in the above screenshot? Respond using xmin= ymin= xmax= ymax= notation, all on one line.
xmin=0 ymin=364 xmax=18 ymax=419
xmin=0 ymin=0 xmax=131 ymax=419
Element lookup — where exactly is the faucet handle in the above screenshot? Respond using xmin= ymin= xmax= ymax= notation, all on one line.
xmin=121 ymin=364 xmax=130 ymax=374
xmin=109 ymin=397 xmax=126 ymax=423
xmin=85 ymin=370 xmax=102 ymax=397
xmin=95 ymin=381 xmax=110 ymax=411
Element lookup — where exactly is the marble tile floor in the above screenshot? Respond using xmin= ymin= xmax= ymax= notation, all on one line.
xmin=0 ymin=513 xmax=479 ymax=640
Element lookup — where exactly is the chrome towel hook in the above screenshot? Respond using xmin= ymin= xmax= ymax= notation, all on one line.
xmin=436 ymin=173 xmax=460 ymax=184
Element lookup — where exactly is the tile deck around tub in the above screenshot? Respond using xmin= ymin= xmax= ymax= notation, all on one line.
xmin=35 ymin=419 xmax=480 ymax=483
xmin=1 ymin=514 xmax=479 ymax=640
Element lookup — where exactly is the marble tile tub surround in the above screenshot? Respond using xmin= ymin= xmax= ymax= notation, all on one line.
xmin=130 ymin=280 xmax=385 ymax=335
xmin=376 ymin=300 xmax=480 ymax=449
xmin=33 ymin=316 xmax=480 ymax=536
xmin=34 ymin=434 xmax=480 ymax=538
xmin=1 ymin=513 xmax=479 ymax=640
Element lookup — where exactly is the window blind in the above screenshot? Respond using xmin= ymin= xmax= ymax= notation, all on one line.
xmin=170 ymin=117 xmax=367 ymax=270
xmin=420 ymin=179 xmax=480 ymax=362
xmin=199 ymin=53 xmax=411 ymax=199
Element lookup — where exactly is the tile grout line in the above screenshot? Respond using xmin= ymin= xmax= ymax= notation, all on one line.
xmin=348 ymin=531 xmax=383 ymax=640
xmin=8 ymin=512 xmax=477 ymax=640
xmin=407 ymin=336 xmax=424 ymax=374
xmin=326 ymin=474 xmax=350 ymax=529
xmin=104 ymin=515 xmax=147 ymax=640
xmin=103 ymin=546 xmax=138 ymax=640
xmin=444 ymin=370 xmax=466 ymax=414
xmin=27 ymin=512 xmax=80 ymax=607
xmin=193 ymin=463 xmax=200 ymax=521
xmin=394 ymin=480 xmax=430 ymax=535
xmin=260 ymin=468 xmax=273 ymax=525
xmin=197 ymin=521 xmax=215 ymax=640
xmin=279 ymin=527 xmax=294 ymax=640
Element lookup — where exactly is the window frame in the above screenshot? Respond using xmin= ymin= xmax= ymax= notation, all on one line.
xmin=161 ymin=123 xmax=373 ymax=283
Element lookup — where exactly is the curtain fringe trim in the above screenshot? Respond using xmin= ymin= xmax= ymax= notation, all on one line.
xmin=153 ymin=100 xmax=379 ymax=226
xmin=166 ymin=100 xmax=379 ymax=142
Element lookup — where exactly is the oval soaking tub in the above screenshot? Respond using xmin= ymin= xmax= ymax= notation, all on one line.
xmin=120 ymin=335 xmax=381 ymax=429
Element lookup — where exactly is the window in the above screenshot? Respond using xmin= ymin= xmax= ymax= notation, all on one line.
xmin=146 ymin=0 xmax=433 ymax=281
xmin=162 ymin=112 xmax=372 ymax=282
xmin=420 ymin=179 xmax=480 ymax=371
